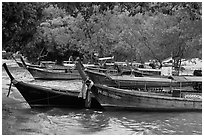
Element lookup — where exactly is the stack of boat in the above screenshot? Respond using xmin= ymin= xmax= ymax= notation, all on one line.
xmin=3 ymin=57 xmax=202 ymax=111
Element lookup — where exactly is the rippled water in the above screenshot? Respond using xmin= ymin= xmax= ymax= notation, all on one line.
xmin=2 ymin=60 xmax=202 ymax=135
xmin=4 ymin=107 xmax=202 ymax=135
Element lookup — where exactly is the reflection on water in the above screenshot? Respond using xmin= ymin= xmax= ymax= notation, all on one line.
xmin=8 ymin=107 xmax=202 ymax=135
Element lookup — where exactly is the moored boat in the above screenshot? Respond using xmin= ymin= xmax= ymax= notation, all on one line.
xmin=90 ymin=84 xmax=202 ymax=111
xmin=26 ymin=67 xmax=82 ymax=80
xmin=12 ymin=55 xmax=46 ymax=68
xmin=2 ymin=63 xmax=102 ymax=109
xmin=84 ymin=69 xmax=202 ymax=91
xmin=75 ymin=60 xmax=202 ymax=112
xmin=19 ymin=56 xmax=82 ymax=80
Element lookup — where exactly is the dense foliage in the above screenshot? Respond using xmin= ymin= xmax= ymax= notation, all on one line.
xmin=2 ymin=2 xmax=202 ymax=66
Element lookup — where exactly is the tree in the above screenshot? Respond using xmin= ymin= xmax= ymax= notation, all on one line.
xmin=2 ymin=2 xmax=46 ymax=53
xmin=3 ymin=2 xmax=201 ymax=66
xmin=131 ymin=5 xmax=202 ymax=70
xmin=34 ymin=5 xmax=88 ymax=64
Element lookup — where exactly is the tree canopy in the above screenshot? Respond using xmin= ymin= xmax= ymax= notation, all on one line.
xmin=2 ymin=2 xmax=202 ymax=66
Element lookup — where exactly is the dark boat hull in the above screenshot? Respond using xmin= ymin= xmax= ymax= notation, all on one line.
xmin=27 ymin=67 xmax=81 ymax=80
xmin=91 ymin=84 xmax=202 ymax=111
xmin=13 ymin=80 xmax=101 ymax=108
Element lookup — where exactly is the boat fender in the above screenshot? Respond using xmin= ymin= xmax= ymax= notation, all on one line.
xmin=79 ymin=81 xmax=87 ymax=99
xmin=78 ymin=79 xmax=93 ymax=99
xmin=85 ymin=79 xmax=94 ymax=89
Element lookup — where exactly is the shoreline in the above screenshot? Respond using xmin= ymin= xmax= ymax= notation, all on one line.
xmin=2 ymin=59 xmax=28 ymax=134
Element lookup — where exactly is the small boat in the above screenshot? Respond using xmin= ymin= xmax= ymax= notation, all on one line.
xmin=2 ymin=63 xmax=102 ymax=109
xmin=26 ymin=67 xmax=82 ymax=80
xmin=109 ymin=61 xmax=161 ymax=76
xmin=86 ymin=62 xmax=158 ymax=77
xmin=12 ymin=55 xmax=46 ymax=68
xmin=90 ymin=84 xmax=202 ymax=111
xmin=14 ymin=55 xmax=72 ymax=69
xmin=19 ymin=56 xmax=82 ymax=80
xmin=84 ymin=69 xmax=202 ymax=91
xmin=19 ymin=55 xmax=78 ymax=70
xmin=75 ymin=60 xmax=202 ymax=111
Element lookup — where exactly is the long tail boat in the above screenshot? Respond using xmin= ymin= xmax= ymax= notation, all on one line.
xmin=14 ymin=55 xmax=74 ymax=69
xmin=2 ymin=63 xmax=102 ymax=109
xmin=75 ymin=60 xmax=202 ymax=111
xmin=90 ymin=84 xmax=202 ymax=111
xmin=20 ymin=56 xmax=82 ymax=80
xmin=12 ymin=55 xmax=46 ymax=68
xmin=84 ymin=68 xmax=202 ymax=91
xmin=25 ymin=67 xmax=82 ymax=80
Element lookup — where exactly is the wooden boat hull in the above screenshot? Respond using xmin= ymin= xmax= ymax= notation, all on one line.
xmin=85 ymin=69 xmax=200 ymax=90
xmin=91 ymin=84 xmax=202 ymax=111
xmin=110 ymin=76 xmax=194 ymax=89
xmin=3 ymin=62 xmax=101 ymax=109
xmin=11 ymin=80 xmax=102 ymax=108
xmin=27 ymin=67 xmax=81 ymax=80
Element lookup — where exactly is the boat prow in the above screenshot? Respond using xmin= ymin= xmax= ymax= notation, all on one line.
xmin=2 ymin=63 xmax=102 ymax=109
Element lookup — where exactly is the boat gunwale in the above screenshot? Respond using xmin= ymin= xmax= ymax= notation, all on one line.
xmin=94 ymin=84 xmax=202 ymax=102
xmin=27 ymin=66 xmax=78 ymax=74
xmin=13 ymin=79 xmax=81 ymax=97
